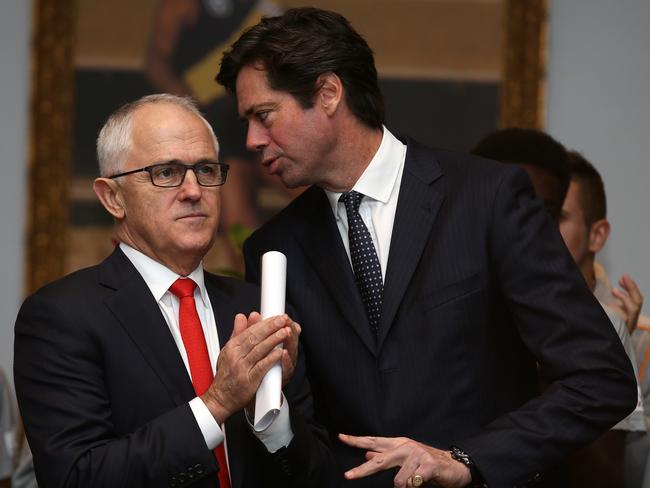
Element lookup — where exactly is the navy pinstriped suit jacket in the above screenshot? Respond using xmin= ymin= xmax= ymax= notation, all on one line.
xmin=243 ymin=138 xmax=637 ymax=487
xmin=15 ymin=248 xmax=333 ymax=487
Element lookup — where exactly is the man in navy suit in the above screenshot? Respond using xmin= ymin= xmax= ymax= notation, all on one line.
xmin=14 ymin=94 xmax=331 ymax=487
xmin=215 ymin=7 xmax=637 ymax=487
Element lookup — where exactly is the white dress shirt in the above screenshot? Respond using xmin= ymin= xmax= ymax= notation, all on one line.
xmin=325 ymin=126 xmax=407 ymax=279
xmin=120 ymin=243 xmax=293 ymax=457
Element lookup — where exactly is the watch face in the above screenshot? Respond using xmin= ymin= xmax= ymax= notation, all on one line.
xmin=451 ymin=447 xmax=471 ymax=465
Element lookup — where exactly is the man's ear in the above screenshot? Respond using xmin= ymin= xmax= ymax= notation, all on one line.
xmin=316 ymin=72 xmax=343 ymax=116
xmin=93 ymin=178 xmax=126 ymax=219
xmin=588 ymin=218 xmax=610 ymax=253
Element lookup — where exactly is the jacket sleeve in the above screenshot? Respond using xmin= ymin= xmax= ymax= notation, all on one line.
xmin=459 ymin=167 xmax=638 ymax=486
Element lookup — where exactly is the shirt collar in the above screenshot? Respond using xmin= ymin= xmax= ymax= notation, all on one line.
xmin=325 ymin=126 xmax=405 ymax=218
xmin=119 ymin=242 xmax=208 ymax=307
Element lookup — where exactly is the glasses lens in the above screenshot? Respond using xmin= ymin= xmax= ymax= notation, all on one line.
xmin=195 ymin=163 xmax=227 ymax=186
xmin=151 ymin=163 xmax=185 ymax=187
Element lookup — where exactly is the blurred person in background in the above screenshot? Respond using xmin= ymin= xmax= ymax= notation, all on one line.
xmin=474 ymin=131 xmax=646 ymax=486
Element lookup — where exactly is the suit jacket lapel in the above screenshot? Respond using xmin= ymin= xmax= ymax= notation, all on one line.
xmin=292 ymin=187 xmax=377 ymax=356
xmin=99 ymin=248 xmax=195 ymax=406
xmin=377 ymin=139 xmax=445 ymax=350
xmin=102 ymin=251 xmax=251 ymax=486
xmin=206 ymin=278 xmax=237 ymax=350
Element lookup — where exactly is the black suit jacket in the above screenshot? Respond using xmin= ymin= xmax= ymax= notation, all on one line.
xmin=243 ymin=138 xmax=637 ymax=487
xmin=14 ymin=247 xmax=332 ymax=487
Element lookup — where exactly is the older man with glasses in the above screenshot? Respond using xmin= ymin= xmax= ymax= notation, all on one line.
xmin=14 ymin=94 xmax=332 ymax=488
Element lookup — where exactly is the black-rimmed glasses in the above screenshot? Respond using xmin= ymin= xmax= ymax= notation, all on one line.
xmin=109 ymin=161 xmax=229 ymax=187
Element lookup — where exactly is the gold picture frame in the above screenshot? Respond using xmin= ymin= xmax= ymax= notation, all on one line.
xmin=25 ymin=0 xmax=548 ymax=294
xmin=25 ymin=0 xmax=76 ymax=295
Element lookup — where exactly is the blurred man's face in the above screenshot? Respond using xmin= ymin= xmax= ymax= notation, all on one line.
xmin=114 ymin=103 xmax=221 ymax=269
xmin=236 ymin=64 xmax=337 ymax=189
xmin=559 ymin=179 xmax=590 ymax=270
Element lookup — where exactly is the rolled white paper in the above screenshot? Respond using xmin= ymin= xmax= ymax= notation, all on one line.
xmin=254 ymin=251 xmax=287 ymax=431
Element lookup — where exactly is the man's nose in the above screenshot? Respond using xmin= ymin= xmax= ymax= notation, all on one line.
xmin=178 ymin=168 xmax=203 ymax=199
xmin=246 ymin=122 xmax=269 ymax=152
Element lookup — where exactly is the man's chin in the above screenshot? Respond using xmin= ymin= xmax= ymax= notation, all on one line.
xmin=278 ymin=172 xmax=306 ymax=189
xmin=175 ymin=234 xmax=215 ymax=256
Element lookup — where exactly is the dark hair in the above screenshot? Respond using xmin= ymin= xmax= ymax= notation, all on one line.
xmin=567 ymin=151 xmax=607 ymax=226
xmin=471 ymin=128 xmax=570 ymax=218
xmin=216 ymin=7 xmax=384 ymax=130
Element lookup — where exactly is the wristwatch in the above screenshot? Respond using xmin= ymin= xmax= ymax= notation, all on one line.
xmin=449 ymin=446 xmax=487 ymax=488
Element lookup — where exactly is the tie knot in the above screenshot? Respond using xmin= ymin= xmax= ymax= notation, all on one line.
xmin=340 ymin=190 xmax=364 ymax=212
xmin=169 ymin=278 xmax=197 ymax=299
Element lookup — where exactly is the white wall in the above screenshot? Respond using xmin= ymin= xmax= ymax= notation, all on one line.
xmin=0 ymin=0 xmax=32 ymax=388
xmin=547 ymin=0 xmax=650 ymax=304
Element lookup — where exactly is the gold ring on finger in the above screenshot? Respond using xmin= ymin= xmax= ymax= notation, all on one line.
xmin=411 ymin=474 xmax=424 ymax=487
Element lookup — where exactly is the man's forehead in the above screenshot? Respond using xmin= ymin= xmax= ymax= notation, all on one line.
xmin=133 ymin=102 xmax=195 ymax=124
xmin=130 ymin=106 xmax=216 ymax=159
xmin=236 ymin=65 xmax=274 ymax=103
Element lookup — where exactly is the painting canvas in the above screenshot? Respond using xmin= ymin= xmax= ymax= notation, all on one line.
xmin=33 ymin=0 xmax=529 ymax=286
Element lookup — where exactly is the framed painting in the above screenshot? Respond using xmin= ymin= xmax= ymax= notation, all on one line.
xmin=25 ymin=0 xmax=547 ymax=293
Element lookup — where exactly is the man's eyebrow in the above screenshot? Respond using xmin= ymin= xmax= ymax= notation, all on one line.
xmin=148 ymin=158 xmax=183 ymax=166
xmin=239 ymin=107 xmax=255 ymax=123
xmin=149 ymin=158 xmax=219 ymax=166
xmin=241 ymin=103 xmax=276 ymax=119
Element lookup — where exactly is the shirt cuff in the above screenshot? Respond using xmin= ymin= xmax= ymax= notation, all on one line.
xmin=189 ymin=397 xmax=224 ymax=450
xmin=246 ymin=394 xmax=294 ymax=453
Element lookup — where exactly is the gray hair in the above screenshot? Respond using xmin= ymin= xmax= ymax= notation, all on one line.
xmin=96 ymin=93 xmax=219 ymax=177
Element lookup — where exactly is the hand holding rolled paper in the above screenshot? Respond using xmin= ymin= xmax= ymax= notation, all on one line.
xmin=254 ymin=251 xmax=287 ymax=431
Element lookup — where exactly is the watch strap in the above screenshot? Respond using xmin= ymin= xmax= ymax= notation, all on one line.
xmin=449 ymin=446 xmax=487 ymax=488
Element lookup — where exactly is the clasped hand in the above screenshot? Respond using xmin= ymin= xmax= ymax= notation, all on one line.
xmin=201 ymin=312 xmax=300 ymax=423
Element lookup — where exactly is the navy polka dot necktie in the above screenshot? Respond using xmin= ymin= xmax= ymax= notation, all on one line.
xmin=340 ymin=191 xmax=383 ymax=336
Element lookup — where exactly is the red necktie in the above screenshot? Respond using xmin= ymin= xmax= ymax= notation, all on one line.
xmin=169 ymin=278 xmax=231 ymax=488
